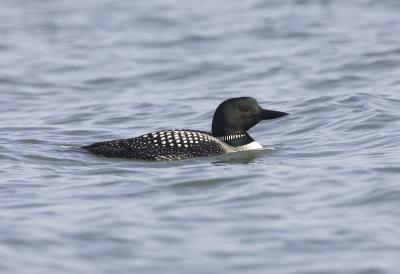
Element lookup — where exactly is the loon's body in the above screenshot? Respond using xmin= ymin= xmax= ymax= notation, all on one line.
xmin=83 ymin=97 xmax=288 ymax=161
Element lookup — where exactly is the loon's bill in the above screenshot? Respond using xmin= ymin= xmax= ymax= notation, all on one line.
xmin=83 ymin=97 xmax=288 ymax=161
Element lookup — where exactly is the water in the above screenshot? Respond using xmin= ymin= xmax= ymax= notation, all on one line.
xmin=1 ymin=0 xmax=400 ymax=273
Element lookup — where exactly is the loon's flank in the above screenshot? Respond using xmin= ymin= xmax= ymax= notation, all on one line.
xmin=83 ymin=97 xmax=288 ymax=160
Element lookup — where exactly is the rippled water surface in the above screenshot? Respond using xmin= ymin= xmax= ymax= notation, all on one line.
xmin=1 ymin=0 xmax=400 ymax=273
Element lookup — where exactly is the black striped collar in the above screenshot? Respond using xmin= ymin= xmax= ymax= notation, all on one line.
xmin=216 ymin=133 xmax=255 ymax=147
xmin=216 ymin=134 xmax=247 ymax=142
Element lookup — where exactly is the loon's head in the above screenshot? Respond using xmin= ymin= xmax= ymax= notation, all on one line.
xmin=211 ymin=97 xmax=288 ymax=141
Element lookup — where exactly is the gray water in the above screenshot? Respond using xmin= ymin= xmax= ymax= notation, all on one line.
xmin=1 ymin=0 xmax=400 ymax=273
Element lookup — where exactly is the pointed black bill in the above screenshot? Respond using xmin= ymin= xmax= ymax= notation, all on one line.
xmin=259 ymin=109 xmax=289 ymax=120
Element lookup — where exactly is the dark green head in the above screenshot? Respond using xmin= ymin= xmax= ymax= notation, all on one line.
xmin=211 ymin=97 xmax=288 ymax=137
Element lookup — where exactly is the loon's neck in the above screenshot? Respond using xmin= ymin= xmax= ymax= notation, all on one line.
xmin=215 ymin=132 xmax=256 ymax=147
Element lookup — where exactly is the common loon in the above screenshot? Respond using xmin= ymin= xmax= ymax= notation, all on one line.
xmin=83 ymin=97 xmax=288 ymax=160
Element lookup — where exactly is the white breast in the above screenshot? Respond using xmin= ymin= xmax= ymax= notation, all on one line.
xmin=236 ymin=141 xmax=263 ymax=151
